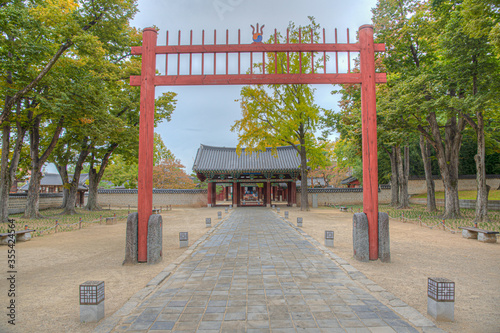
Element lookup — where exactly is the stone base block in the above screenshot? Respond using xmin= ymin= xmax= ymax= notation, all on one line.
xmin=297 ymin=222 xmax=302 ymax=227
xmin=123 ymin=213 xmax=138 ymax=265
xmin=427 ymin=298 xmax=454 ymax=322
xmin=180 ymin=240 xmax=188 ymax=248
xmin=206 ymin=223 xmax=212 ymax=228
xmin=325 ymin=239 xmax=334 ymax=247
xmin=353 ymin=213 xmax=369 ymax=262
xmin=16 ymin=233 xmax=32 ymax=242
xmin=462 ymin=229 xmax=478 ymax=239
xmin=378 ymin=212 xmax=391 ymax=263
xmin=147 ymin=215 xmax=163 ymax=265
xmin=80 ymin=302 xmax=104 ymax=323
xmin=478 ymin=233 xmax=497 ymax=243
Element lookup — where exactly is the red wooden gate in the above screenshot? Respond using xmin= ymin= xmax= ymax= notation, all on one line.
xmin=131 ymin=25 xmax=386 ymax=262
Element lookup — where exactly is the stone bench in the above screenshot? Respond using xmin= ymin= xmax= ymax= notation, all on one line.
xmin=459 ymin=226 xmax=498 ymax=243
xmin=0 ymin=229 xmax=36 ymax=244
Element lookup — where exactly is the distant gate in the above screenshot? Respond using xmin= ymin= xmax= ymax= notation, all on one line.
xmin=131 ymin=24 xmax=386 ymax=262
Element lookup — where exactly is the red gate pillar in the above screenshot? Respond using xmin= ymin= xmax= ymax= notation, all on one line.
xmin=137 ymin=28 xmax=157 ymax=263
xmin=359 ymin=25 xmax=379 ymax=260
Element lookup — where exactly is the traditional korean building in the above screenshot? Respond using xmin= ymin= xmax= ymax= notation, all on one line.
xmin=193 ymin=144 xmax=301 ymax=207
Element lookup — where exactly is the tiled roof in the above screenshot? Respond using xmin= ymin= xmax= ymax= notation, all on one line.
xmin=340 ymin=176 xmax=358 ymax=185
xmin=20 ymin=173 xmax=89 ymax=191
xmin=192 ymin=144 xmax=301 ymax=173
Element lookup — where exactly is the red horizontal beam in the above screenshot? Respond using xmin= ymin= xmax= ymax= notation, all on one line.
xmin=131 ymin=43 xmax=386 ymax=55
xmin=130 ymin=73 xmax=387 ymax=86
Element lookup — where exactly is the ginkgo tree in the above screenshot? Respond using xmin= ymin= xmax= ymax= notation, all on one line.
xmin=232 ymin=18 xmax=331 ymax=211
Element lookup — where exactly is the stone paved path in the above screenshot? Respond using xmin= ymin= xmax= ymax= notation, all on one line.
xmin=108 ymin=208 xmax=422 ymax=332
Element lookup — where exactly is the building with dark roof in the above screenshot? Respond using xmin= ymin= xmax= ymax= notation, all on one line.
xmin=193 ymin=145 xmax=301 ymax=207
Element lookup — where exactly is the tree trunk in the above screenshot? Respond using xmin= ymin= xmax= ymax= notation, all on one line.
xmin=299 ymin=144 xmax=309 ymax=211
xmin=473 ymin=111 xmax=488 ymax=222
xmin=85 ymin=143 xmax=118 ymax=211
xmin=56 ymin=164 xmax=69 ymax=209
xmin=61 ymin=145 xmax=90 ymax=215
xmin=420 ymin=112 xmax=464 ymax=219
xmin=86 ymin=166 xmax=101 ymax=211
xmin=419 ymin=135 xmax=437 ymax=212
xmin=0 ymin=124 xmax=11 ymax=223
xmin=388 ymin=146 xmax=399 ymax=207
xmin=24 ymin=167 xmax=42 ymax=218
xmin=396 ymin=145 xmax=410 ymax=208
xmin=24 ymin=114 xmax=64 ymax=218
xmin=0 ymin=107 xmax=26 ymax=222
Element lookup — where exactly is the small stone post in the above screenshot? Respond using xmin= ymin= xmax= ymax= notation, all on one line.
xmin=325 ymin=231 xmax=334 ymax=247
xmin=284 ymin=211 xmax=289 ymax=219
xmin=179 ymin=232 xmax=188 ymax=248
xmin=206 ymin=218 xmax=212 ymax=228
xmin=218 ymin=211 xmax=222 ymax=219
xmin=297 ymin=217 xmax=303 ymax=227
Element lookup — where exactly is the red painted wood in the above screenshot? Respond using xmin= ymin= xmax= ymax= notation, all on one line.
xmin=207 ymin=182 xmax=213 ymax=206
xmin=130 ymin=73 xmax=387 ymax=86
xmin=137 ymin=28 xmax=157 ymax=263
xmin=359 ymin=25 xmax=379 ymax=260
xmin=266 ymin=181 xmax=271 ymax=206
xmin=130 ymin=42 xmax=386 ymax=55
xmin=232 ymin=182 xmax=238 ymax=206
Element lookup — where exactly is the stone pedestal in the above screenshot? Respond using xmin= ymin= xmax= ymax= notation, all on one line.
xmin=206 ymin=218 xmax=212 ymax=228
xmin=218 ymin=211 xmax=222 ymax=219
xmin=353 ymin=213 xmax=369 ymax=262
xmin=462 ymin=229 xmax=477 ymax=239
xmin=17 ymin=232 xmax=31 ymax=242
xmin=180 ymin=240 xmax=188 ymax=248
xmin=297 ymin=217 xmax=303 ymax=227
xmin=284 ymin=211 xmax=289 ymax=219
xmin=147 ymin=215 xmax=163 ymax=265
xmin=478 ymin=233 xmax=497 ymax=243
xmin=80 ymin=302 xmax=104 ymax=323
xmin=427 ymin=298 xmax=454 ymax=321
xmin=378 ymin=212 xmax=391 ymax=263
xmin=123 ymin=213 xmax=138 ymax=265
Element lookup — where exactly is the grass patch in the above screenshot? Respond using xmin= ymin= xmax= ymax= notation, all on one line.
xmin=326 ymin=203 xmax=500 ymax=233
xmin=413 ymin=190 xmax=500 ymax=201
xmin=1 ymin=208 xmax=137 ymax=237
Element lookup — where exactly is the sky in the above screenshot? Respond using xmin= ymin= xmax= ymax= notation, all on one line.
xmin=46 ymin=0 xmax=379 ymax=175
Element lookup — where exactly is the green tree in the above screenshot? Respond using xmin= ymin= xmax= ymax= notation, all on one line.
xmin=231 ymin=18 xmax=329 ymax=211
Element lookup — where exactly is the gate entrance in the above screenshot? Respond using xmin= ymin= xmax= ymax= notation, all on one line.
xmin=131 ymin=25 xmax=386 ymax=262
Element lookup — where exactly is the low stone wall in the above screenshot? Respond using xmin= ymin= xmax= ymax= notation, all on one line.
xmin=97 ymin=189 xmax=207 ymax=208
xmin=407 ymin=176 xmax=500 ymax=195
xmin=297 ymin=188 xmax=392 ymax=206
xmin=410 ymin=198 xmax=500 ymax=211
xmin=8 ymin=193 xmax=64 ymax=214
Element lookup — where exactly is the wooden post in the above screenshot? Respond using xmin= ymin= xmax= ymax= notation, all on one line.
xmin=137 ymin=28 xmax=158 ymax=263
xmin=359 ymin=25 xmax=379 ymax=260
xmin=266 ymin=181 xmax=271 ymax=207
xmin=207 ymin=182 xmax=213 ymax=207
xmin=232 ymin=182 xmax=238 ymax=206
